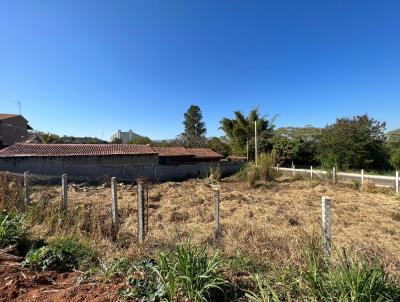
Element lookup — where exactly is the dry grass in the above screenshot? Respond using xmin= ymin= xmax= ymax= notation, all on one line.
xmin=22 ymin=176 xmax=400 ymax=275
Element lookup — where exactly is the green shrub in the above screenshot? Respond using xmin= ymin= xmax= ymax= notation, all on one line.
xmin=153 ymin=240 xmax=227 ymax=302
xmin=0 ymin=211 xmax=24 ymax=248
xmin=245 ymin=274 xmax=280 ymax=302
xmin=22 ymin=235 xmax=97 ymax=272
xmin=102 ymin=257 xmax=136 ymax=279
xmin=302 ymin=249 xmax=400 ymax=301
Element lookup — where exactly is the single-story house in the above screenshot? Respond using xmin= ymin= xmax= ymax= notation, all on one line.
xmin=0 ymin=143 xmax=158 ymax=180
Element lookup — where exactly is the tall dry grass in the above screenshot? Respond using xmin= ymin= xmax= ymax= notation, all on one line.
xmin=4 ymin=176 xmax=399 ymax=279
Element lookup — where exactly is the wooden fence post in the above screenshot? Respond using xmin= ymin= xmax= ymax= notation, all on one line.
xmin=61 ymin=174 xmax=68 ymax=211
xmin=23 ymin=171 xmax=30 ymax=211
xmin=321 ymin=196 xmax=332 ymax=258
xmin=213 ymin=186 xmax=221 ymax=243
xmin=361 ymin=169 xmax=364 ymax=184
xmin=396 ymin=171 xmax=399 ymax=194
xmin=111 ymin=177 xmax=119 ymax=240
xmin=332 ymin=166 xmax=336 ymax=184
xmin=310 ymin=166 xmax=313 ymax=179
xmin=137 ymin=181 xmax=145 ymax=244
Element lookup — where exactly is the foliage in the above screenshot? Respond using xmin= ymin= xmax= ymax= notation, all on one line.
xmin=270 ymin=136 xmax=300 ymax=165
xmin=0 ymin=211 xmax=27 ymax=249
xmin=127 ymin=136 xmax=153 ymax=145
xmin=302 ymin=249 xmax=400 ymax=301
xmin=111 ymin=137 xmax=123 ymax=144
xmin=273 ymin=125 xmax=321 ymax=140
xmin=22 ymin=236 xmax=97 ymax=272
xmin=181 ymin=105 xmax=207 ymax=148
xmin=152 ymin=240 xmax=227 ymax=302
xmin=318 ymin=115 xmax=389 ymax=170
xmin=389 ymin=149 xmax=400 ymax=170
xmin=220 ymin=109 xmax=277 ymax=157
xmin=245 ymin=274 xmax=280 ymax=302
xmin=101 ymin=257 xmax=136 ymax=279
xmin=40 ymin=133 xmax=107 ymax=144
xmin=207 ymin=136 xmax=231 ymax=157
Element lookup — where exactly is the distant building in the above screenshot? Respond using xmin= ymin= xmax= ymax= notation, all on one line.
xmin=110 ymin=130 xmax=140 ymax=143
xmin=0 ymin=114 xmax=32 ymax=148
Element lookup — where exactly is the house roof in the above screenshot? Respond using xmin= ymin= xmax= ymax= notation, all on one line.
xmin=187 ymin=148 xmax=224 ymax=159
xmin=0 ymin=114 xmax=20 ymax=120
xmin=152 ymin=147 xmax=223 ymax=159
xmin=0 ymin=114 xmax=32 ymax=130
xmin=0 ymin=143 xmax=157 ymax=157
xmin=152 ymin=147 xmax=193 ymax=157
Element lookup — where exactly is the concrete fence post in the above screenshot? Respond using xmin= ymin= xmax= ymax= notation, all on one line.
xmin=276 ymin=163 xmax=279 ymax=172
xmin=310 ymin=166 xmax=313 ymax=179
xmin=23 ymin=171 xmax=30 ymax=211
xmin=292 ymin=165 xmax=296 ymax=176
xmin=332 ymin=166 xmax=336 ymax=184
xmin=111 ymin=177 xmax=119 ymax=240
xmin=396 ymin=171 xmax=399 ymax=194
xmin=61 ymin=174 xmax=68 ymax=211
xmin=137 ymin=181 xmax=145 ymax=244
xmin=321 ymin=196 xmax=332 ymax=258
xmin=213 ymin=186 xmax=221 ymax=243
xmin=361 ymin=169 xmax=364 ymax=184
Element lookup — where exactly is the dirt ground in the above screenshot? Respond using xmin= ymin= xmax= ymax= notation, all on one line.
xmin=0 ymin=260 xmax=123 ymax=302
xmin=2 ymin=176 xmax=400 ymax=301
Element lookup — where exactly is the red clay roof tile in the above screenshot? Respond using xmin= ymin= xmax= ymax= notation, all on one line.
xmin=0 ymin=143 xmax=157 ymax=157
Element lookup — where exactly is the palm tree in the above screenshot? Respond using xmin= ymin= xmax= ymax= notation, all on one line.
xmin=220 ymin=109 xmax=278 ymax=156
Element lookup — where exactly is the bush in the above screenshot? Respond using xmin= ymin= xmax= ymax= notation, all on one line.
xmin=22 ymin=235 xmax=97 ymax=272
xmin=0 ymin=210 xmax=32 ymax=255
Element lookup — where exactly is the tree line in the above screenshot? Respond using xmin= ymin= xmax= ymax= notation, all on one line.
xmin=38 ymin=104 xmax=400 ymax=171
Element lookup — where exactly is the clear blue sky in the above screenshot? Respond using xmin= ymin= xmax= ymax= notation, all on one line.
xmin=1 ymin=1 xmax=399 ymax=140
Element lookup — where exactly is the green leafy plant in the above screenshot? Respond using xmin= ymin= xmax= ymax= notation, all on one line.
xmin=152 ymin=240 xmax=227 ymax=302
xmin=22 ymin=235 xmax=97 ymax=272
xmin=102 ymin=257 xmax=136 ymax=279
xmin=302 ymin=249 xmax=400 ymax=301
xmin=0 ymin=210 xmax=31 ymax=254
xmin=245 ymin=274 xmax=280 ymax=302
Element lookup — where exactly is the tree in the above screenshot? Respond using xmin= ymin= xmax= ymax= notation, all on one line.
xmin=181 ymin=105 xmax=207 ymax=147
xmin=390 ymin=149 xmax=400 ymax=170
xmin=270 ymin=136 xmax=300 ymax=165
xmin=40 ymin=133 xmax=60 ymax=144
xmin=318 ymin=115 xmax=389 ymax=170
xmin=220 ymin=109 xmax=277 ymax=157
xmin=207 ymin=137 xmax=231 ymax=157
xmin=111 ymin=138 xmax=123 ymax=144
xmin=128 ymin=136 xmax=153 ymax=145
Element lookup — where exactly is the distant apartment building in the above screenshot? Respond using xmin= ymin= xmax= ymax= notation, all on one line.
xmin=0 ymin=114 xmax=32 ymax=148
xmin=110 ymin=129 xmax=139 ymax=143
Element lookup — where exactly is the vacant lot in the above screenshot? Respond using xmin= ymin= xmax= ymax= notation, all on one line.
xmin=2 ymin=174 xmax=400 ymax=301
xmin=24 ymin=176 xmax=400 ymax=274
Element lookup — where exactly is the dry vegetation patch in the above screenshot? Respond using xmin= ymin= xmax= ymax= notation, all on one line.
xmin=24 ymin=177 xmax=400 ymax=275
